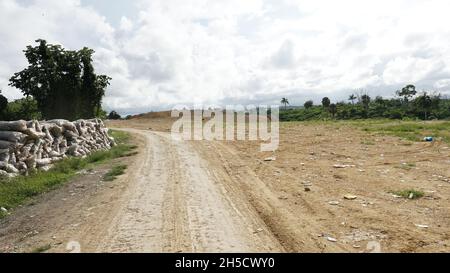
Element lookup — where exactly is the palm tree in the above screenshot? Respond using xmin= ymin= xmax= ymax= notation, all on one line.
xmin=281 ymin=98 xmax=289 ymax=110
xmin=348 ymin=94 xmax=357 ymax=104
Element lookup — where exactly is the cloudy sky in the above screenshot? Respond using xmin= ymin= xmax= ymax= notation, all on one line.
xmin=1 ymin=0 xmax=450 ymax=114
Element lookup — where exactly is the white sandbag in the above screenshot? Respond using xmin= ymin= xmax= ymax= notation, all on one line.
xmin=36 ymin=158 xmax=52 ymax=167
xmin=0 ymin=140 xmax=15 ymax=149
xmin=0 ymin=120 xmax=27 ymax=132
xmin=0 ymin=131 xmax=28 ymax=143
xmin=0 ymin=118 xmax=115 ymax=174
xmin=22 ymin=128 xmax=46 ymax=139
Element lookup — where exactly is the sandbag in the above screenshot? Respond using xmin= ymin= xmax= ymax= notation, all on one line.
xmin=22 ymin=128 xmax=46 ymax=139
xmin=0 ymin=120 xmax=27 ymax=132
xmin=0 ymin=118 xmax=115 ymax=174
xmin=0 ymin=131 xmax=28 ymax=143
xmin=0 ymin=140 xmax=16 ymax=149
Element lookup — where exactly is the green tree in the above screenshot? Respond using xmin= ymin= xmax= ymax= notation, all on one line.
xmin=0 ymin=91 xmax=8 ymax=119
xmin=281 ymin=97 xmax=289 ymax=110
xmin=348 ymin=94 xmax=357 ymax=104
xmin=359 ymin=94 xmax=371 ymax=118
xmin=96 ymin=108 xmax=108 ymax=119
xmin=4 ymin=97 xmax=42 ymax=121
xmin=9 ymin=39 xmax=111 ymax=120
xmin=430 ymin=93 xmax=441 ymax=118
xmin=107 ymin=110 xmax=121 ymax=120
xmin=374 ymin=96 xmax=384 ymax=105
xmin=304 ymin=100 xmax=313 ymax=109
xmin=414 ymin=92 xmax=433 ymax=120
xmin=396 ymin=84 xmax=417 ymax=104
xmin=360 ymin=94 xmax=371 ymax=108
xmin=329 ymin=103 xmax=337 ymax=118
xmin=372 ymin=96 xmax=387 ymax=117
xmin=322 ymin=97 xmax=330 ymax=108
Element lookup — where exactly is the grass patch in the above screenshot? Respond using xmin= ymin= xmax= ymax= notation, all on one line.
xmin=390 ymin=189 xmax=424 ymax=199
xmin=0 ymin=130 xmax=136 ymax=219
xmin=86 ymin=131 xmax=136 ymax=164
xmin=109 ymin=129 xmax=130 ymax=144
xmin=394 ymin=162 xmax=416 ymax=171
xmin=351 ymin=120 xmax=450 ymax=143
xmin=283 ymin=119 xmax=450 ymax=143
xmin=0 ymin=169 xmax=75 ymax=212
xmin=0 ymin=210 xmax=7 ymax=218
xmin=31 ymin=244 xmax=52 ymax=253
xmin=361 ymin=139 xmax=375 ymax=145
xmin=103 ymin=165 xmax=127 ymax=181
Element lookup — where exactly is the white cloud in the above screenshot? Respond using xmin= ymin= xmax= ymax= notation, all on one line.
xmin=1 ymin=0 xmax=450 ymax=114
xmin=434 ymin=79 xmax=450 ymax=89
xmin=269 ymin=40 xmax=297 ymax=69
xmin=383 ymin=56 xmax=445 ymax=85
xmin=119 ymin=16 xmax=133 ymax=32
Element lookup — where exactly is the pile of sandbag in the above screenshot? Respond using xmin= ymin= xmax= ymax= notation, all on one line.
xmin=0 ymin=119 xmax=115 ymax=177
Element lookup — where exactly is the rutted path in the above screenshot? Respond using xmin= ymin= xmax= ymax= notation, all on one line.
xmin=97 ymin=129 xmax=283 ymax=252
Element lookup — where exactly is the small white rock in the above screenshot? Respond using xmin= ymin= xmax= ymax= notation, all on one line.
xmin=344 ymin=194 xmax=357 ymax=200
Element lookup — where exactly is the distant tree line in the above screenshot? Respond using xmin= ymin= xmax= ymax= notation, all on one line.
xmin=280 ymin=85 xmax=450 ymax=121
xmin=1 ymin=39 xmax=111 ymax=121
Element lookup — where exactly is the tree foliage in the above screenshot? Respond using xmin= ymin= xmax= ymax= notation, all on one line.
xmin=3 ymin=97 xmax=42 ymax=121
xmin=414 ymin=92 xmax=433 ymax=120
xmin=0 ymin=91 xmax=8 ymax=119
xmin=396 ymin=84 xmax=417 ymax=103
xmin=9 ymin=39 xmax=111 ymax=120
xmin=281 ymin=98 xmax=289 ymax=109
xmin=322 ymin=97 xmax=330 ymax=108
xmin=329 ymin=103 xmax=337 ymax=118
xmin=360 ymin=94 xmax=371 ymax=108
xmin=107 ymin=110 xmax=122 ymax=120
xmin=281 ymin=85 xmax=448 ymax=121
xmin=348 ymin=94 xmax=356 ymax=104
xmin=304 ymin=100 xmax=313 ymax=109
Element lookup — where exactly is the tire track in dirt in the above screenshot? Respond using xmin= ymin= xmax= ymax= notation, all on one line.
xmin=97 ymin=129 xmax=283 ymax=252
xmin=196 ymin=141 xmax=346 ymax=252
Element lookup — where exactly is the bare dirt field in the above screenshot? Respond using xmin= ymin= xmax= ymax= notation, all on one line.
xmin=1 ymin=113 xmax=449 ymax=253
xmin=109 ymin=114 xmax=450 ymax=253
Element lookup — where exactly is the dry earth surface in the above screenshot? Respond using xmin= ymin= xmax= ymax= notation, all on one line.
xmin=1 ymin=112 xmax=449 ymax=252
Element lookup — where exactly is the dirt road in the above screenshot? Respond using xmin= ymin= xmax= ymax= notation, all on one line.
xmin=98 ymin=129 xmax=283 ymax=252
xmin=0 ymin=129 xmax=283 ymax=253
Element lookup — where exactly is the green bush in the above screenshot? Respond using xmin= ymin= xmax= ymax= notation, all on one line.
xmin=3 ymin=97 xmax=42 ymax=121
